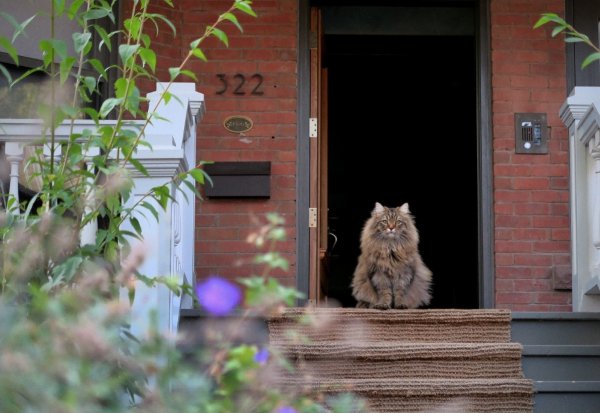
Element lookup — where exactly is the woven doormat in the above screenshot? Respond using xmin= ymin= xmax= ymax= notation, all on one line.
xmin=276 ymin=342 xmax=524 ymax=379
xmin=278 ymin=378 xmax=534 ymax=413
xmin=268 ymin=308 xmax=512 ymax=344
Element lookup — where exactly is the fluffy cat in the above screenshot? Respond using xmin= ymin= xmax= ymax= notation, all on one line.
xmin=351 ymin=202 xmax=432 ymax=309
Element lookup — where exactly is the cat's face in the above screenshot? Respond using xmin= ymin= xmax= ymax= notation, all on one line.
xmin=371 ymin=202 xmax=414 ymax=240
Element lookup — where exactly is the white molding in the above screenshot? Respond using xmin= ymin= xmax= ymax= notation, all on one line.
xmin=0 ymin=82 xmax=204 ymax=336
xmin=562 ymin=87 xmax=600 ymax=312
xmin=560 ymin=87 xmax=600 ymax=128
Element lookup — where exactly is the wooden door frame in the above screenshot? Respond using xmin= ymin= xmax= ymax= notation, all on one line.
xmin=296 ymin=0 xmax=495 ymax=308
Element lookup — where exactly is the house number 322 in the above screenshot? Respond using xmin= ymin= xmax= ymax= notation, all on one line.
xmin=216 ymin=73 xmax=264 ymax=96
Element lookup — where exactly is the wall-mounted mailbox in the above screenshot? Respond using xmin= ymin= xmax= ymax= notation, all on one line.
xmin=515 ymin=112 xmax=548 ymax=154
xmin=204 ymin=161 xmax=271 ymax=198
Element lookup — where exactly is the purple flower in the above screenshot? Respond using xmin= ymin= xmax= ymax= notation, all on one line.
xmin=274 ymin=407 xmax=298 ymax=413
xmin=195 ymin=276 xmax=242 ymax=316
xmin=254 ymin=347 xmax=269 ymax=365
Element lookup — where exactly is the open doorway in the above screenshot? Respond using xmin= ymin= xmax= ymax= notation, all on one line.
xmin=321 ymin=31 xmax=479 ymax=308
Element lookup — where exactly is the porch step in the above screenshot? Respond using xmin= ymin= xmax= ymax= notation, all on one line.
xmin=268 ymin=308 xmax=512 ymax=344
xmin=274 ymin=342 xmax=524 ymax=379
xmin=512 ymin=312 xmax=600 ymax=413
xmin=268 ymin=308 xmax=534 ymax=413
xmin=281 ymin=378 xmax=534 ymax=413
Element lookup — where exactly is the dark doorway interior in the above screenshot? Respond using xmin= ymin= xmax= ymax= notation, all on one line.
xmin=324 ymin=34 xmax=479 ymax=308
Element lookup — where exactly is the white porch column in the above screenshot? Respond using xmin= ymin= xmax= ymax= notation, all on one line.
xmin=560 ymin=86 xmax=600 ymax=311
xmin=5 ymin=142 xmax=24 ymax=212
xmin=80 ymin=147 xmax=100 ymax=247
xmin=125 ymin=82 xmax=204 ymax=338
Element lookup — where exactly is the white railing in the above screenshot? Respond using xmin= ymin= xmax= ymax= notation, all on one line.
xmin=560 ymin=86 xmax=600 ymax=312
xmin=0 ymin=82 xmax=205 ymax=336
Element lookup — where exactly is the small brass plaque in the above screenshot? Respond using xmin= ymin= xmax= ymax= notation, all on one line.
xmin=223 ymin=115 xmax=253 ymax=133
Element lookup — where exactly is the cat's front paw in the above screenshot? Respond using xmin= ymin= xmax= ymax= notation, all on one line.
xmin=372 ymin=302 xmax=391 ymax=310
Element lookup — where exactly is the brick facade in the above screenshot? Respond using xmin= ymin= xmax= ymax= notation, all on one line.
xmin=491 ymin=0 xmax=571 ymax=311
xmin=179 ymin=0 xmax=298 ymax=286
xmin=140 ymin=0 xmax=575 ymax=311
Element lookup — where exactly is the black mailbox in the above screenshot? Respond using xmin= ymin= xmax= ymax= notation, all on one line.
xmin=203 ymin=161 xmax=271 ymax=198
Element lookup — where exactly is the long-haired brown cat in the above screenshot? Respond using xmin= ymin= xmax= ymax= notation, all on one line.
xmin=351 ymin=202 xmax=432 ymax=309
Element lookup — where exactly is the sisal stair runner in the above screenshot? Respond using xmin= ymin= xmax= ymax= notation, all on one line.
xmin=267 ymin=308 xmax=535 ymax=413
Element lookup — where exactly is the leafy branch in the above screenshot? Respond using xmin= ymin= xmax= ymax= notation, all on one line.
xmin=534 ymin=12 xmax=600 ymax=68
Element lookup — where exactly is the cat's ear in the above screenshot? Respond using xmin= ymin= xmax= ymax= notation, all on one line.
xmin=400 ymin=203 xmax=410 ymax=213
xmin=373 ymin=202 xmax=385 ymax=215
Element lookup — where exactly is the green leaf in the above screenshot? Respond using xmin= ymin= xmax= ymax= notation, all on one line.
xmin=153 ymin=185 xmax=171 ymax=210
xmin=119 ymin=44 xmax=140 ymax=64
xmin=67 ymin=0 xmax=86 ymax=19
xmin=0 ymin=63 xmax=12 ymax=83
xmin=83 ymin=76 xmax=96 ymax=93
xmin=234 ymin=1 xmax=257 ymax=17
xmin=0 ymin=12 xmax=36 ymax=43
xmin=564 ymin=37 xmax=586 ymax=43
xmin=147 ymin=13 xmax=176 ymax=36
xmin=582 ymin=52 xmax=600 ymax=68
xmin=59 ymin=103 xmax=78 ymax=119
xmin=253 ymin=252 xmax=289 ymax=271
xmin=163 ymin=90 xmax=172 ymax=104
xmin=93 ymin=24 xmax=112 ymax=52
xmin=0 ymin=36 xmax=18 ymax=64
xmin=130 ymin=217 xmax=142 ymax=236
xmin=182 ymin=179 xmax=203 ymax=200
xmin=13 ymin=14 xmax=36 ymax=43
xmin=51 ymin=256 xmax=83 ymax=281
xmin=211 ymin=27 xmax=229 ymax=47
xmin=190 ymin=38 xmax=202 ymax=49
xmin=50 ymin=39 xmax=68 ymax=59
xmin=0 ymin=12 xmax=20 ymax=32
xmin=106 ymin=193 xmax=120 ymax=213
xmin=59 ymin=56 xmax=76 ymax=84
xmin=189 ymin=168 xmax=205 ymax=184
xmin=114 ymin=77 xmax=128 ymax=99
xmin=124 ymin=17 xmax=142 ymax=40
xmin=83 ymin=8 xmax=110 ymax=21
xmin=168 ymin=67 xmax=180 ymax=80
xmin=124 ymin=85 xmax=141 ymax=115
xmin=139 ymin=47 xmax=156 ymax=72
xmin=533 ymin=13 xmax=564 ymax=29
xmin=73 ymin=32 xmax=92 ymax=53
xmin=88 ymin=58 xmax=108 ymax=79
xmin=129 ymin=158 xmax=149 ymax=176
xmin=53 ymin=0 xmax=66 ymax=16
xmin=140 ymin=201 xmax=160 ymax=221
xmin=9 ymin=66 xmax=41 ymax=88
xmin=222 ymin=12 xmax=243 ymax=32
xmin=191 ymin=47 xmax=207 ymax=62
xmin=179 ymin=69 xmax=197 ymax=81
xmin=140 ymin=33 xmax=151 ymax=48
xmin=551 ymin=26 xmax=566 ymax=37
xmin=99 ymin=97 xmax=123 ymax=118
xmin=39 ymin=39 xmax=53 ymax=66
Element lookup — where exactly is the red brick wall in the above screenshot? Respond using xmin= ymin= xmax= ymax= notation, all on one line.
xmin=127 ymin=1 xmax=185 ymax=99
xmin=491 ymin=0 xmax=572 ymax=311
xmin=178 ymin=0 xmax=298 ymax=286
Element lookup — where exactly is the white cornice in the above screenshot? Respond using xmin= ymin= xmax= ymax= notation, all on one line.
xmin=576 ymin=103 xmax=600 ymax=147
xmin=560 ymin=86 xmax=600 ymax=128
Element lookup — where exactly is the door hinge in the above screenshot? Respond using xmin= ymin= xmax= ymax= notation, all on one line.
xmin=309 ymin=118 xmax=318 ymax=138
xmin=309 ymin=208 xmax=317 ymax=228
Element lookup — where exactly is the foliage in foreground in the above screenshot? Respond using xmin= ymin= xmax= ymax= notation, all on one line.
xmin=534 ymin=12 xmax=600 ymax=68
xmin=0 ymin=1 xmax=370 ymax=412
